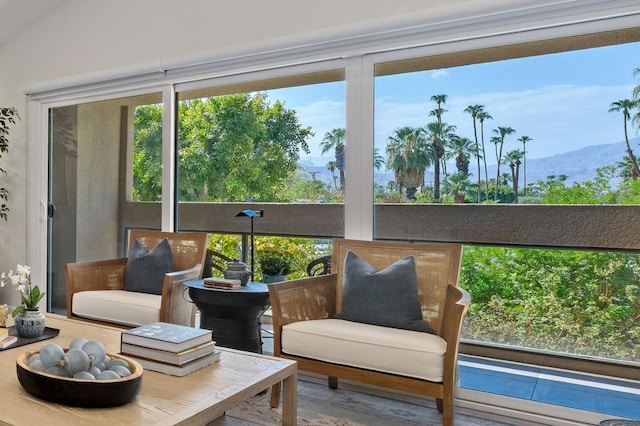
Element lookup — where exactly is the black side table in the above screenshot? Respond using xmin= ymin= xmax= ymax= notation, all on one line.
xmin=185 ymin=280 xmax=270 ymax=353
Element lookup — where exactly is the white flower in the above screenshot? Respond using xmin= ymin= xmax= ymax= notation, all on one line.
xmin=1 ymin=264 xmax=44 ymax=316
xmin=16 ymin=264 xmax=30 ymax=275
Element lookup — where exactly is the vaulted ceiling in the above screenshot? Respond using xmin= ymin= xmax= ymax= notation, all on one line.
xmin=0 ymin=0 xmax=65 ymax=47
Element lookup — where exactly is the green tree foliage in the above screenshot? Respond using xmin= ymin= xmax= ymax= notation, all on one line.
xmin=207 ymin=233 xmax=329 ymax=282
xmin=461 ymin=246 xmax=640 ymax=361
xmin=386 ymin=126 xmax=431 ymax=199
xmin=179 ymin=94 xmax=312 ymax=202
xmin=540 ymin=166 xmax=617 ymax=204
xmin=0 ymin=107 xmax=20 ymax=220
xmin=133 ymin=104 xmax=163 ymax=201
xmin=320 ymin=128 xmax=345 ymax=192
xmin=133 ymin=93 xmax=312 ymax=202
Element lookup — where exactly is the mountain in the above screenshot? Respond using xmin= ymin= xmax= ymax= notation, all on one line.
xmin=299 ymin=138 xmax=638 ymax=188
xmin=502 ymin=140 xmax=634 ymax=186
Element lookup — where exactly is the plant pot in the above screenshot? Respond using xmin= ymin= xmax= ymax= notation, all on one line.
xmin=14 ymin=309 xmax=46 ymax=338
xmin=263 ymin=274 xmax=287 ymax=284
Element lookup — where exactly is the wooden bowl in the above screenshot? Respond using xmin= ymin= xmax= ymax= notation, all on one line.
xmin=16 ymin=350 xmax=143 ymax=407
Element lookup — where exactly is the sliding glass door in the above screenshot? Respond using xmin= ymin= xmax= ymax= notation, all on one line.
xmin=47 ymin=93 xmax=163 ymax=313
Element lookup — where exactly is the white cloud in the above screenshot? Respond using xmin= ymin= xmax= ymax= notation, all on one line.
xmin=430 ymin=69 xmax=449 ymax=79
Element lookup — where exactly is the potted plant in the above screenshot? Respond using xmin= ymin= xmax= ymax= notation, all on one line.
xmin=0 ymin=107 xmax=19 ymax=221
xmin=0 ymin=264 xmax=46 ymax=337
xmin=258 ymin=253 xmax=292 ymax=283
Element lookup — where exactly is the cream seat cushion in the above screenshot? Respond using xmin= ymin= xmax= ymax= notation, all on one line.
xmin=282 ymin=318 xmax=447 ymax=382
xmin=72 ymin=290 xmax=160 ymax=327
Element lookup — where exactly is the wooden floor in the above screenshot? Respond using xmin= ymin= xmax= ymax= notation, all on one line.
xmin=210 ymin=374 xmax=535 ymax=425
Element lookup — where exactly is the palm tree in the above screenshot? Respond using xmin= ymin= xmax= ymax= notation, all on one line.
xmin=503 ymin=149 xmax=524 ymax=203
xmin=320 ymin=128 xmax=346 ymax=191
xmin=429 ymin=94 xmax=448 ymax=178
xmin=449 ymin=135 xmax=475 ymax=175
xmin=633 ymin=67 xmax=640 ymax=133
xmin=517 ymin=136 xmax=533 ymax=195
xmin=616 ymin=156 xmax=635 ymax=180
xmin=386 ymin=126 xmax=432 ymax=199
xmin=326 ymin=160 xmax=338 ymax=190
xmin=464 ymin=104 xmax=484 ymax=203
xmin=373 ymin=147 xmax=384 ymax=171
xmin=444 ymin=172 xmax=471 ymax=203
xmin=608 ymin=99 xmax=640 ymax=179
xmin=430 ymin=94 xmax=448 ymax=119
xmin=477 ymin=110 xmax=493 ymax=199
xmin=425 ymin=121 xmax=456 ymax=201
xmin=492 ymin=126 xmax=516 ymax=201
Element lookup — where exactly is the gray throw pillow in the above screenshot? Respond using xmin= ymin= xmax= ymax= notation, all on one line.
xmin=124 ymin=238 xmax=174 ymax=295
xmin=340 ymin=250 xmax=435 ymax=334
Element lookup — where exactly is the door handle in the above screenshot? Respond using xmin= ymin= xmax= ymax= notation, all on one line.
xmin=47 ymin=202 xmax=56 ymax=218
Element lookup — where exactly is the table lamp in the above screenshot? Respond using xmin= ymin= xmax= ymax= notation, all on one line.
xmin=235 ymin=209 xmax=264 ymax=280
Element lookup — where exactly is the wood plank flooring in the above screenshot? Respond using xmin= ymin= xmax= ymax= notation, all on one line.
xmin=210 ymin=374 xmax=534 ymax=425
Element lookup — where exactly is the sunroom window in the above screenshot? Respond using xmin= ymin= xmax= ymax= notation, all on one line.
xmin=371 ymin=30 xmax=640 ymax=374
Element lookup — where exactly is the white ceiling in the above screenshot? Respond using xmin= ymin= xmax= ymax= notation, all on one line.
xmin=0 ymin=0 xmax=66 ymax=47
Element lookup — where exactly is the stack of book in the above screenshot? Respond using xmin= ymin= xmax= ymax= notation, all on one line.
xmin=0 ymin=327 xmax=17 ymax=349
xmin=120 ymin=322 xmax=220 ymax=376
xmin=203 ymin=277 xmax=243 ymax=290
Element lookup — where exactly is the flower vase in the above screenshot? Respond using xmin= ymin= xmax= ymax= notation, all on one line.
xmin=14 ymin=309 xmax=46 ymax=338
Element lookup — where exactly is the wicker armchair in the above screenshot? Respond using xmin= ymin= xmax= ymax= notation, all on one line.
xmin=268 ymin=239 xmax=470 ymax=426
xmin=66 ymin=230 xmax=208 ymax=327
xmin=202 ymin=248 xmax=234 ymax=278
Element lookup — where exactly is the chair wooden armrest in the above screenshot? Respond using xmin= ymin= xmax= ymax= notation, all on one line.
xmin=160 ymin=264 xmax=202 ymax=326
xmin=440 ymin=284 xmax=471 ymax=343
xmin=268 ymin=274 xmax=337 ymax=326
xmin=440 ymin=285 xmax=471 ymax=386
xmin=65 ymin=258 xmax=128 ymax=319
xmin=268 ymin=274 xmax=337 ymax=358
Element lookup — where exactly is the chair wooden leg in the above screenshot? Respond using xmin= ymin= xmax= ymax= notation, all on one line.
xmin=441 ymin=395 xmax=454 ymax=426
xmin=328 ymin=376 xmax=338 ymax=389
xmin=436 ymin=398 xmax=443 ymax=413
xmin=269 ymin=383 xmax=281 ymax=408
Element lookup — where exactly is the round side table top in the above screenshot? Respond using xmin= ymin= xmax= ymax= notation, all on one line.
xmin=185 ymin=280 xmax=268 ymax=293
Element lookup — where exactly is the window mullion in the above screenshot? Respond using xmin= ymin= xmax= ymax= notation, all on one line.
xmin=344 ymin=56 xmax=374 ymax=240
xmin=162 ymin=85 xmax=176 ymax=232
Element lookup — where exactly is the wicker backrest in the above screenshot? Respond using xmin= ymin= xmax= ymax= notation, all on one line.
xmin=128 ymin=230 xmax=208 ymax=272
xmin=331 ymin=239 xmax=463 ymax=334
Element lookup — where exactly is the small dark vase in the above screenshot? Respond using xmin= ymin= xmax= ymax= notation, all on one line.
xmin=14 ymin=309 xmax=46 ymax=338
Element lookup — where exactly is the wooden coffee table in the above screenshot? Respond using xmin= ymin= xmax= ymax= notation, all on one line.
xmin=0 ymin=315 xmax=297 ymax=425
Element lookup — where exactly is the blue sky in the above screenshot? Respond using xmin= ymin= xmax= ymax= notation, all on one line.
xmin=268 ymin=41 xmax=639 ymax=171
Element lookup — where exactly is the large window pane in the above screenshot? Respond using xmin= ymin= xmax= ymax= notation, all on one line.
xmin=372 ymin=35 xmax=640 ymax=367
xmin=49 ymin=93 xmax=163 ymax=314
xmin=175 ymin=70 xmax=345 ymax=269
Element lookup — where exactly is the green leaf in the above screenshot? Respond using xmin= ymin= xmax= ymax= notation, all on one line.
xmin=11 ymin=305 xmax=24 ymax=318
